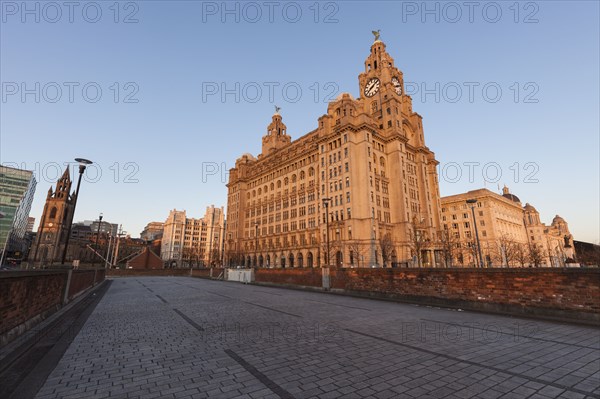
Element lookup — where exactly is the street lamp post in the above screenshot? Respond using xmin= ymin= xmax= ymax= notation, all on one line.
xmin=322 ymin=197 xmax=331 ymax=267
xmin=92 ymin=214 xmax=103 ymax=268
xmin=61 ymin=158 xmax=93 ymax=265
xmin=466 ymin=199 xmax=484 ymax=268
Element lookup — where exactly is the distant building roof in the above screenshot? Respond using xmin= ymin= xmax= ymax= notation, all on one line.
xmin=502 ymin=193 xmax=521 ymax=203
xmin=127 ymin=247 xmax=164 ymax=269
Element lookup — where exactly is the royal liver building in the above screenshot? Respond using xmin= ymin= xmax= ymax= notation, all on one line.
xmin=225 ymin=35 xmax=442 ymax=268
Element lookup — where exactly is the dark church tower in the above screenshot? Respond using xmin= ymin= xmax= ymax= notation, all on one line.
xmin=31 ymin=168 xmax=76 ymax=265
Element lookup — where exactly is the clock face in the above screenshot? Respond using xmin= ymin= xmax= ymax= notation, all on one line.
xmin=391 ymin=76 xmax=402 ymax=95
xmin=364 ymin=77 xmax=380 ymax=97
xmin=48 ymin=222 xmax=53 ymax=227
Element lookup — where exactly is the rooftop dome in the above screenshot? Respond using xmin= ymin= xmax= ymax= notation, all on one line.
xmin=524 ymin=203 xmax=537 ymax=212
xmin=552 ymin=215 xmax=566 ymax=224
xmin=501 ymin=185 xmax=520 ymax=203
xmin=502 ymin=192 xmax=521 ymax=203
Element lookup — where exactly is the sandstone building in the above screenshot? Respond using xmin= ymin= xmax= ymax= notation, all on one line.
xmin=161 ymin=206 xmax=225 ymax=267
xmin=140 ymin=222 xmax=164 ymax=241
xmin=225 ymin=37 xmax=442 ymax=268
xmin=440 ymin=186 xmax=576 ymax=267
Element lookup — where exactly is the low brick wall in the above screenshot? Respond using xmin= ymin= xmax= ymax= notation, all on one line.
xmin=0 ymin=269 xmax=105 ymax=346
xmin=255 ymin=268 xmax=323 ymax=287
xmin=0 ymin=271 xmax=65 ymax=338
xmin=107 ymin=269 xmax=190 ymax=277
xmin=336 ymin=268 xmax=600 ymax=322
xmin=68 ymin=270 xmax=98 ymax=299
xmin=249 ymin=267 xmax=599 ymax=323
xmin=191 ymin=268 xmax=225 ymax=279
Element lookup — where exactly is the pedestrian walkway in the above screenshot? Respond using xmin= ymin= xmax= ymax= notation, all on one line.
xmin=35 ymin=277 xmax=600 ymax=398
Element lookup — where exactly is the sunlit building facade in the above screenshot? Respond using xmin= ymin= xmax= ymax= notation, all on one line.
xmin=225 ymin=38 xmax=442 ymax=268
xmin=440 ymin=186 xmax=576 ymax=267
xmin=161 ymin=206 xmax=225 ymax=267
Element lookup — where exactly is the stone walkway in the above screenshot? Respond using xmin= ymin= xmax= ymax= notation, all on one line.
xmin=35 ymin=277 xmax=600 ymax=398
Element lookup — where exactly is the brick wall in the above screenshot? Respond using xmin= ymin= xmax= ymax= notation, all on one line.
xmin=68 ymin=270 xmax=96 ymax=299
xmin=250 ymin=267 xmax=599 ymax=323
xmin=329 ymin=268 xmax=600 ymax=320
xmin=107 ymin=269 xmax=191 ymax=277
xmin=0 ymin=268 xmax=105 ymax=344
xmin=0 ymin=271 xmax=66 ymax=336
xmin=191 ymin=268 xmax=225 ymax=279
xmin=255 ymin=268 xmax=323 ymax=287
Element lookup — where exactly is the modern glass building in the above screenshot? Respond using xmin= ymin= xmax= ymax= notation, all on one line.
xmin=0 ymin=166 xmax=37 ymax=261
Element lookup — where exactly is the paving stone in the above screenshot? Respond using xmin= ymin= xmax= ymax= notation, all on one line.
xmin=32 ymin=277 xmax=600 ymax=399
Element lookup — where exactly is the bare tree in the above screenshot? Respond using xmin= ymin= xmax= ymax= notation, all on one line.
xmin=207 ymin=238 xmax=221 ymax=266
xmin=528 ymin=243 xmax=544 ymax=267
xmin=438 ymin=228 xmax=459 ymax=268
xmin=514 ymin=243 xmax=529 ymax=267
xmin=379 ymin=233 xmax=395 ymax=268
xmin=407 ymin=218 xmax=429 ymax=268
xmin=466 ymin=241 xmax=479 ymax=267
xmin=347 ymin=240 xmax=368 ymax=268
xmin=182 ymin=247 xmax=201 ymax=268
xmin=577 ymin=244 xmax=600 ymax=266
xmin=317 ymin=232 xmax=342 ymax=267
xmin=496 ymin=234 xmax=519 ymax=267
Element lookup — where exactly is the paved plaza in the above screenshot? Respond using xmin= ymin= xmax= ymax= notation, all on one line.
xmin=34 ymin=277 xmax=599 ymax=399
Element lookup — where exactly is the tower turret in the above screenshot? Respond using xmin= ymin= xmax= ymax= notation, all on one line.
xmin=261 ymin=107 xmax=291 ymax=156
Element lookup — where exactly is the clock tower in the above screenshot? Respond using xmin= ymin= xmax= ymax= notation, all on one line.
xmin=357 ymin=36 xmax=426 ymax=148
xmin=31 ymin=168 xmax=77 ymax=265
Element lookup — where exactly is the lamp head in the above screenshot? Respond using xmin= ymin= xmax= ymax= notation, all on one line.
xmin=75 ymin=158 xmax=93 ymax=174
xmin=75 ymin=158 xmax=93 ymax=165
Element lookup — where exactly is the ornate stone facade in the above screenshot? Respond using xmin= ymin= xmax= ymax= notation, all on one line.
xmin=440 ymin=186 xmax=576 ymax=267
xmin=161 ymin=206 xmax=225 ymax=267
xmin=226 ymin=38 xmax=442 ymax=268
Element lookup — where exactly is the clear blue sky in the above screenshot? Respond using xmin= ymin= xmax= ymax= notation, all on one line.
xmin=1 ymin=1 xmax=598 ymax=243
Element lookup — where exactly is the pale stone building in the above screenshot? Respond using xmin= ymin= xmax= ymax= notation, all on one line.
xmin=140 ymin=222 xmax=164 ymax=241
xmin=225 ymin=37 xmax=442 ymax=268
xmin=440 ymin=186 xmax=575 ymax=267
xmin=161 ymin=206 xmax=225 ymax=267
